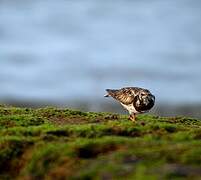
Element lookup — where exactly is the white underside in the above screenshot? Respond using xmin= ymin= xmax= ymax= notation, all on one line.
xmin=121 ymin=103 xmax=138 ymax=114
xmin=121 ymin=103 xmax=148 ymax=115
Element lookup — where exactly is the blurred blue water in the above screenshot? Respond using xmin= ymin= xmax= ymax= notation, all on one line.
xmin=0 ymin=0 xmax=201 ymax=106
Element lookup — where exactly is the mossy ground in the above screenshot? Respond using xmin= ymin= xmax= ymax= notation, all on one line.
xmin=0 ymin=105 xmax=201 ymax=179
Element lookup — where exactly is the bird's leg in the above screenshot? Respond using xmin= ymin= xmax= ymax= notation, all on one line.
xmin=129 ymin=113 xmax=136 ymax=122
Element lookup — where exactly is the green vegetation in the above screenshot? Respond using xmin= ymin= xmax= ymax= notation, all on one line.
xmin=0 ymin=105 xmax=201 ymax=179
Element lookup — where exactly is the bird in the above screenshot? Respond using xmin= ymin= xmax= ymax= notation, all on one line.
xmin=104 ymin=87 xmax=155 ymax=122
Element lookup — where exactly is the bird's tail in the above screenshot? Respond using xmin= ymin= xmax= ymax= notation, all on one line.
xmin=104 ymin=89 xmax=118 ymax=97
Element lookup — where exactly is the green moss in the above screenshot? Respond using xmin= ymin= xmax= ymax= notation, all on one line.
xmin=25 ymin=143 xmax=69 ymax=179
xmin=0 ymin=105 xmax=201 ymax=179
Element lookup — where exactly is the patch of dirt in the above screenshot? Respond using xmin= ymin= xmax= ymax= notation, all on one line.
xmin=48 ymin=116 xmax=88 ymax=125
xmin=75 ymin=144 xmax=120 ymax=159
xmin=159 ymin=164 xmax=201 ymax=177
xmin=48 ymin=114 xmax=120 ymax=125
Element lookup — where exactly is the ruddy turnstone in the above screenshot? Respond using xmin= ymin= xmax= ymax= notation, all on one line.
xmin=104 ymin=87 xmax=155 ymax=122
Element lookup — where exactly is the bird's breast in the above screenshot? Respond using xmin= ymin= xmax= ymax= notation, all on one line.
xmin=121 ymin=103 xmax=138 ymax=114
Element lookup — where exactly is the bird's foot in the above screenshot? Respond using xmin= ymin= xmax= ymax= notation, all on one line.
xmin=129 ymin=114 xmax=136 ymax=123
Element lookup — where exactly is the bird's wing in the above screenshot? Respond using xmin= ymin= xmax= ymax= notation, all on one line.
xmin=106 ymin=87 xmax=137 ymax=105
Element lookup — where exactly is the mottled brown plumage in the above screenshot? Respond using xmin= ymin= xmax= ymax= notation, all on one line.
xmin=105 ymin=87 xmax=155 ymax=122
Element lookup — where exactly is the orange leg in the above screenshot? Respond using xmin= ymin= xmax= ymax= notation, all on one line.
xmin=129 ymin=113 xmax=136 ymax=122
